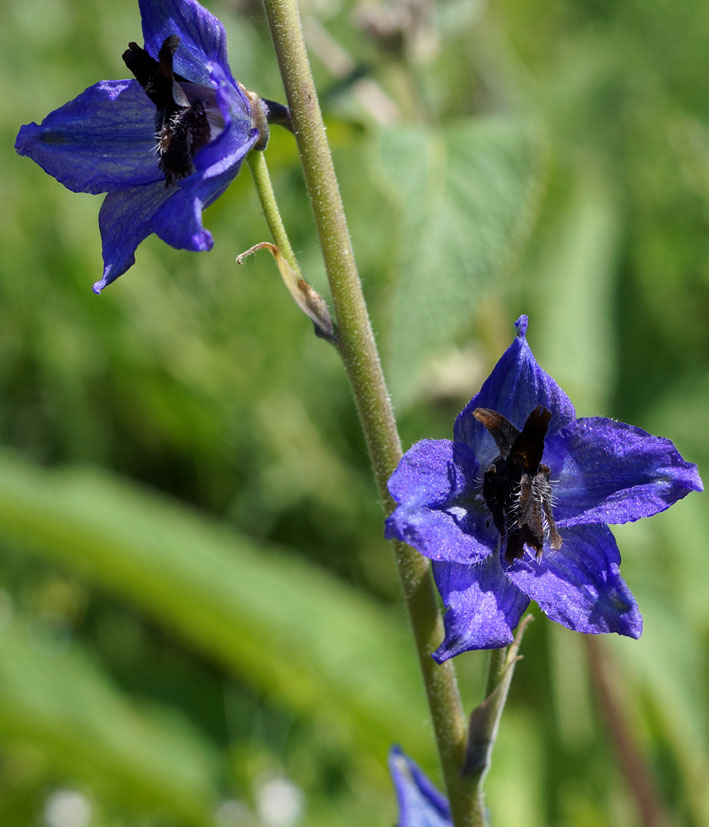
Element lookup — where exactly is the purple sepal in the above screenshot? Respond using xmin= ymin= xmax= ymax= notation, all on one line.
xmin=385 ymin=440 xmax=494 ymax=564
xmin=93 ymin=113 xmax=258 ymax=293
xmin=505 ymin=525 xmax=642 ymax=638
xmin=387 ymin=439 xmax=475 ymax=507
xmin=139 ymin=0 xmax=232 ymax=85
xmin=549 ymin=418 xmax=704 ymax=527
xmin=454 ymin=315 xmax=576 ymax=466
xmin=94 ymin=182 xmax=173 ymax=293
xmin=15 ymin=80 xmax=160 ymax=194
xmin=432 ymin=555 xmax=529 ymax=662
xmin=389 ymin=746 xmax=451 ymax=827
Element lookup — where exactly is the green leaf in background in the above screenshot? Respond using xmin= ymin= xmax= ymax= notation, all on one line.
xmin=524 ymin=166 xmax=623 ymax=410
xmin=0 ymin=451 xmax=428 ymax=765
xmin=612 ymin=496 xmax=709 ymax=827
xmin=528 ymin=209 xmax=708 ymax=827
xmin=374 ymin=118 xmax=547 ymax=406
xmin=0 ymin=621 xmax=218 ymax=826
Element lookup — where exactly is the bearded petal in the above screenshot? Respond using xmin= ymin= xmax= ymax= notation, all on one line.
xmin=151 ymin=120 xmax=259 ymax=251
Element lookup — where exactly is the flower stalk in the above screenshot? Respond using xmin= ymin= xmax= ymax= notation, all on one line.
xmin=258 ymin=0 xmax=480 ymax=822
xmin=465 ymin=617 xmax=533 ymax=793
xmin=246 ymin=149 xmax=299 ymax=275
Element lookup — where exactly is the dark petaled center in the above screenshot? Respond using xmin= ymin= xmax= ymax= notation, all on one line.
xmin=474 ymin=406 xmax=562 ymax=562
xmin=123 ymin=36 xmax=212 ymax=185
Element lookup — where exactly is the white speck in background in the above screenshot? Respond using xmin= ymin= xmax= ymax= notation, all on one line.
xmin=214 ymin=798 xmax=252 ymax=826
xmin=255 ymin=775 xmax=305 ymax=826
xmin=44 ymin=789 xmax=91 ymax=827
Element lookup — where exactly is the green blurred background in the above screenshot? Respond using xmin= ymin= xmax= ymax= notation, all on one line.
xmin=2 ymin=0 xmax=707 ymax=824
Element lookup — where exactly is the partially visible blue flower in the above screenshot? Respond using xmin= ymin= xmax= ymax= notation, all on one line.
xmin=15 ymin=0 xmax=260 ymax=293
xmin=385 ymin=316 xmax=703 ymax=661
xmin=389 ymin=746 xmax=451 ymax=827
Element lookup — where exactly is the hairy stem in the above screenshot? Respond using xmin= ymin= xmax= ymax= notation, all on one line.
xmin=484 ymin=647 xmax=508 ymax=699
xmin=259 ymin=0 xmax=479 ymax=822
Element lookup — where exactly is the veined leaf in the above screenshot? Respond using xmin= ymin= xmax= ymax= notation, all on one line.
xmin=374 ymin=118 xmax=546 ymax=406
xmin=530 ymin=169 xmax=622 ymax=410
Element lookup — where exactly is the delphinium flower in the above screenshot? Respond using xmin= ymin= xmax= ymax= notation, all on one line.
xmin=385 ymin=316 xmax=702 ymax=661
xmin=15 ymin=0 xmax=261 ymax=293
xmin=389 ymin=746 xmax=452 ymax=827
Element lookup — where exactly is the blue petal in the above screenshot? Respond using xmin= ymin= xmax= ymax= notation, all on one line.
xmin=547 ymin=417 xmax=703 ymax=527
xmin=150 ymin=187 xmax=216 ymax=252
xmin=389 ymin=746 xmax=451 ymax=827
xmin=385 ymin=440 xmax=495 ymax=564
xmin=388 ymin=440 xmax=475 ymax=507
xmin=386 ymin=506 xmax=494 ymax=564
xmin=139 ymin=0 xmax=232 ymax=85
xmin=207 ymin=54 xmax=251 ymax=126
xmin=150 ymin=132 xmax=258 ymax=250
xmin=15 ymin=80 xmax=160 ymax=194
xmin=504 ymin=525 xmax=642 ymax=638
xmin=151 ymin=64 xmax=258 ymax=251
xmin=94 ymin=182 xmax=173 ymax=293
xmin=95 ymin=67 xmax=258 ymax=289
xmin=454 ymin=315 xmax=576 ymax=465
xmin=432 ymin=555 xmax=529 ymax=661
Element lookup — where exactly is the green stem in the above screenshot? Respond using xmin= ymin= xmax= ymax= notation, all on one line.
xmin=484 ymin=647 xmax=508 ymax=699
xmin=259 ymin=1 xmax=479 ymax=823
xmin=247 ymin=151 xmax=299 ymax=275
xmin=466 ymin=616 xmax=534 ymax=815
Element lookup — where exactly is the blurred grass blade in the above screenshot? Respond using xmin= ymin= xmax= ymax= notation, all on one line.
xmin=529 ymin=168 xmax=622 ymax=410
xmin=0 ymin=620 xmax=217 ymax=825
xmin=0 ymin=451 xmax=428 ymax=758
xmin=374 ymin=118 xmax=546 ymax=406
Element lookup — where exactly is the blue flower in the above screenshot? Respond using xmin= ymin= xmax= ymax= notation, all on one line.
xmin=389 ymin=746 xmax=451 ymax=827
xmin=385 ymin=316 xmax=703 ymax=661
xmin=15 ymin=0 xmax=260 ymax=293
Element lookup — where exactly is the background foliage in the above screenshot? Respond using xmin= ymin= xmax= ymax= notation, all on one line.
xmin=1 ymin=0 xmax=707 ymax=824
